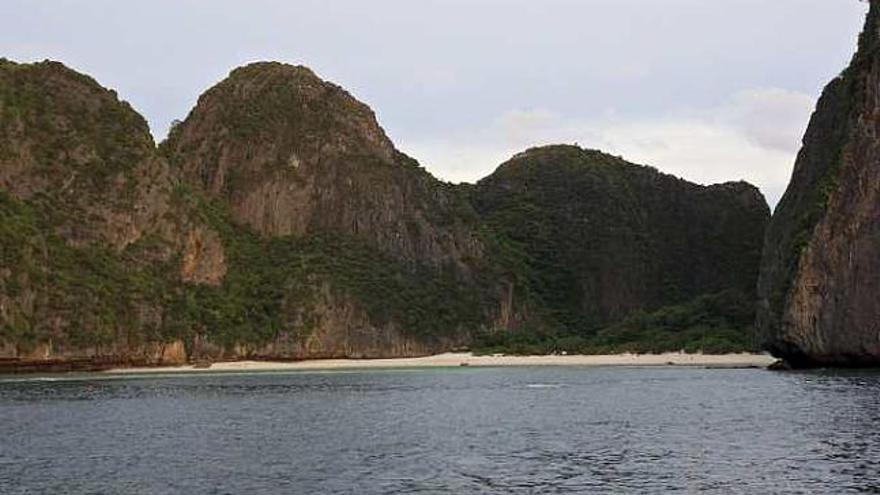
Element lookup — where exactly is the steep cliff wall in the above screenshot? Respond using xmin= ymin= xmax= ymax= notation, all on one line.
xmin=0 ymin=59 xmax=224 ymax=368
xmin=0 ymin=60 xmax=502 ymax=369
xmin=159 ymin=63 xmax=511 ymax=356
xmin=757 ymin=4 xmax=880 ymax=367
xmin=162 ymin=62 xmax=483 ymax=271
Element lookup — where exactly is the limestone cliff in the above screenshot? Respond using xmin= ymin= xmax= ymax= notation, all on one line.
xmin=0 ymin=59 xmax=772 ymax=371
xmin=757 ymin=4 xmax=880 ymax=367
xmin=163 ymin=62 xmax=483 ymax=272
xmin=0 ymin=59 xmax=170 ymax=250
xmin=0 ymin=59 xmax=224 ymax=369
xmin=159 ymin=63 xmax=507 ymax=360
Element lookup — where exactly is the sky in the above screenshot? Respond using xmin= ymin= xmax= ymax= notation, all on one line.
xmin=2 ymin=0 xmax=870 ymax=208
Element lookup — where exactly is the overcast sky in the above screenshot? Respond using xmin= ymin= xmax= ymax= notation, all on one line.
xmin=2 ymin=0 xmax=870 ymax=207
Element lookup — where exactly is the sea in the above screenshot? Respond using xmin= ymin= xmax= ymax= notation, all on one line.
xmin=1 ymin=366 xmax=879 ymax=494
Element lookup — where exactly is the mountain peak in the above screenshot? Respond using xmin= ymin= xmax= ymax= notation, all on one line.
xmin=164 ymin=60 xmax=397 ymax=191
xmin=227 ymin=61 xmax=320 ymax=80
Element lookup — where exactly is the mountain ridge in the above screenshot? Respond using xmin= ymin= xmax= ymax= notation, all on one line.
xmin=0 ymin=58 xmax=769 ymax=371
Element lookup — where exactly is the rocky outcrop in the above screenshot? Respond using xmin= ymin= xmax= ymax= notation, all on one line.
xmin=158 ymin=62 xmax=509 ymax=360
xmin=0 ymin=59 xmax=169 ymax=250
xmin=163 ymin=62 xmax=483 ymax=272
xmin=186 ymin=280 xmax=461 ymax=362
xmin=0 ymin=59 xmax=225 ymax=368
xmin=180 ymin=227 xmax=227 ymax=285
xmin=757 ymin=4 xmax=880 ymax=367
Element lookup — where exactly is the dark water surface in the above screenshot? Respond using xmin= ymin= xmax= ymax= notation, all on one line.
xmin=1 ymin=366 xmax=880 ymax=494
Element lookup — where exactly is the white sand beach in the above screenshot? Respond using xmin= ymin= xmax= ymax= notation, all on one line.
xmin=107 ymin=352 xmax=777 ymax=374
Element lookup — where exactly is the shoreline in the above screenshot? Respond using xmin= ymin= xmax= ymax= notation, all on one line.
xmin=106 ymin=352 xmax=777 ymax=374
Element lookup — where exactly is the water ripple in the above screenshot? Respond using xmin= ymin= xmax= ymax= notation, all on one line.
xmin=1 ymin=367 xmax=880 ymax=493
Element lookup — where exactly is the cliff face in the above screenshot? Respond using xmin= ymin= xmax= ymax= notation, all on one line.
xmin=757 ymin=4 xmax=880 ymax=367
xmin=163 ymin=62 xmax=483 ymax=271
xmin=0 ymin=59 xmax=171 ymax=250
xmin=475 ymin=146 xmax=770 ymax=331
xmin=0 ymin=60 xmax=501 ymax=369
xmin=0 ymin=59 xmax=225 ymax=368
xmin=0 ymin=59 xmax=771 ymax=370
xmin=158 ymin=63 xmax=505 ymax=360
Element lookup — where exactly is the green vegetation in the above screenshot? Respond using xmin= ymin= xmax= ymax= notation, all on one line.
xmin=474 ymin=145 xmax=768 ymax=342
xmin=2 ymin=184 xmax=485 ymax=352
xmin=0 ymin=191 xmax=175 ymax=350
xmin=179 ymin=185 xmax=483 ymax=348
xmin=474 ymin=147 xmax=646 ymax=331
xmin=473 ymin=290 xmax=757 ymax=355
xmin=0 ymin=60 xmax=770 ymax=361
xmin=0 ymin=60 xmax=152 ymax=184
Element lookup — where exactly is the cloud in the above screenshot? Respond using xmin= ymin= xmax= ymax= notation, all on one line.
xmin=598 ymin=119 xmax=797 ymax=208
xmin=399 ymin=87 xmax=815 ymax=209
xmin=496 ymin=108 xmax=562 ymax=142
xmin=712 ymin=88 xmax=814 ymax=153
xmin=598 ymin=62 xmax=652 ymax=82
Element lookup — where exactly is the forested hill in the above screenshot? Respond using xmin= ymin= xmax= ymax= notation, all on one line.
xmin=0 ymin=58 xmax=769 ymax=370
xmin=472 ymin=145 xmax=769 ymax=355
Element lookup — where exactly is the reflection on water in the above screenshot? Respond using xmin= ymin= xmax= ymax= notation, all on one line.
xmin=1 ymin=367 xmax=879 ymax=494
